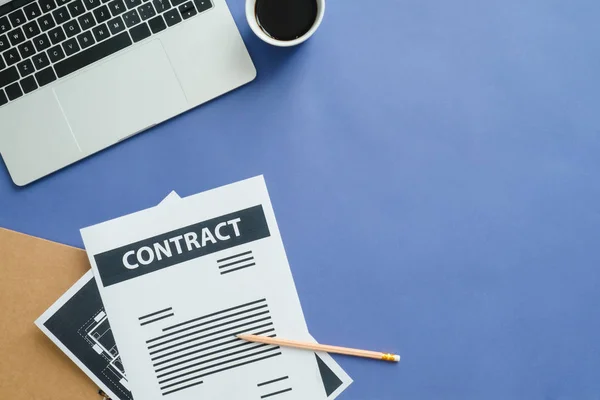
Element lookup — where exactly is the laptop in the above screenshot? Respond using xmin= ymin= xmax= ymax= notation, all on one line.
xmin=0 ymin=0 xmax=256 ymax=186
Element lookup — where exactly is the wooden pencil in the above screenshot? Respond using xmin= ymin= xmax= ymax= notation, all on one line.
xmin=237 ymin=334 xmax=400 ymax=363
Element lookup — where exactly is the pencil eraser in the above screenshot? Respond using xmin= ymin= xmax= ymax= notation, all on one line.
xmin=394 ymin=355 xmax=400 ymax=362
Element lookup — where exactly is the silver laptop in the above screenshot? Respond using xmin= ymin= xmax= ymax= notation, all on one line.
xmin=0 ymin=0 xmax=255 ymax=186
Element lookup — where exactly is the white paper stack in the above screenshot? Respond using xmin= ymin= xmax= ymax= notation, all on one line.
xmin=37 ymin=177 xmax=352 ymax=400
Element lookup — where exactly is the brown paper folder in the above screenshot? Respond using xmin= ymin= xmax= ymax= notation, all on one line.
xmin=0 ymin=227 xmax=97 ymax=399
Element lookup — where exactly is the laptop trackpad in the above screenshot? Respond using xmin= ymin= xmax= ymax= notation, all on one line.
xmin=54 ymin=40 xmax=188 ymax=152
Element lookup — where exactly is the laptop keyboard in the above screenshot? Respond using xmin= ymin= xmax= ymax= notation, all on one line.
xmin=0 ymin=0 xmax=212 ymax=107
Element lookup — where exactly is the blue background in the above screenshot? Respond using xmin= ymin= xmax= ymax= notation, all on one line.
xmin=2 ymin=0 xmax=600 ymax=398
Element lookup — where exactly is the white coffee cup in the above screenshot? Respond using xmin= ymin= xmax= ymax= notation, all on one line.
xmin=245 ymin=0 xmax=325 ymax=47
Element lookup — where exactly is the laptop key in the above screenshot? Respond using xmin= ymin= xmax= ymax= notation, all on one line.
xmin=34 ymin=66 xmax=56 ymax=86
xmin=64 ymin=20 xmax=81 ymax=37
xmin=122 ymin=9 xmax=140 ymax=27
xmin=193 ymin=0 xmax=210 ymax=13
xmin=152 ymin=0 xmax=170 ymax=12
xmin=3 ymin=48 xmax=20 ymax=66
xmin=8 ymin=28 xmax=26 ymax=46
xmin=39 ymin=14 xmax=56 ymax=31
xmin=107 ymin=15 xmax=124 ymax=34
xmin=53 ymin=7 xmax=71 ymax=24
xmin=20 ymin=75 xmax=38 ymax=93
xmin=124 ymin=0 xmax=141 ymax=9
xmin=0 ymin=66 xmax=19 ymax=87
xmin=170 ymin=0 xmax=185 ymax=7
xmin=5 ymin=82 xmax=22 ymax=100
xmin=33 ymin=52 xmax=50 ymax=69
xmin=163 ymin=8 xmax=180 ymax=26
xmin=57 ymin=0 xmax=73 ymax=5
xmin=47 ymin=44 xmax=65 ymax=62
xmin=91 ymin=23 xmax=109 ymax=41
xmin=33 ymin=33 xmax=51 ymax=51
xmin=17 ymin=58 xmax=34 ymax=76
xmin=0 ymin=34 xmax=9 ymax=52
xmin=94 ymin=5 xmax=111 ymax=23
xmin=108 ymin=0 xmax=125 ymax=15
xmin=11 ymin=0 xmax=38 ymax=8
xmin=0 ymin=89 xmax=7 ymax=106
xmin=48 ymin=26 xmax=66 ymax=44
xmin=54 ymin=31 xmax=131 ymax=77
xmin=39 ymin=0 xmax=57 ymax=13
xmin=17 ymin=40 xmax=35 ymax=58
xmin=83 ymin=0 xmax=101 ymax=10
xmin=137 ymin=2 xmax=155 ymax=20
xmin=77 ymin=29 xmax=95 ymax=48
xmin=78 ymin=12 xmax=96 ymax=30
xmin=24 ymin=2 xmax=43 ymax=20
xmin=148 ymin=15 xmax=165 ymax=33
xmin=178 ymin=1 xmax=195 ymax=19
xmin=0 ymin=16 xmax=9 ymax=34
xmin=8 ymin=10 xmax=26 ymax=27
xmin=0 ymin=55 xmax=4 ymax=70
xmin=129 ymin=21 xmax=149 ymax=42
xmin=13 ymin=0 xmax=38 ymax=7
xmin=68 ymin=0 xmax=85 ymax=17
xmin=23 ymin=21 xmax=41 ymax=38
xmin=62 ymin=37 xmax=80 ymax=55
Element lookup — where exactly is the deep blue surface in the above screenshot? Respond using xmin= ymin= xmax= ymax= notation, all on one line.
xmin=2 ymin=0 xmax=600 ymax=398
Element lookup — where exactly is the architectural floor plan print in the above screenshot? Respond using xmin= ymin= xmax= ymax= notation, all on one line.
xmin=79 ymin=309 xmax=131 ymax=396
xmin=36 ymin=271 xmax=132 ymax=400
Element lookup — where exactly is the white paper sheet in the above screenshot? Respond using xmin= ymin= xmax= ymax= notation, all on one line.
xmin=81 ymin=176 xmax=343 ymax=400
xmin=36 ymin=189 xmax=351 ymax=400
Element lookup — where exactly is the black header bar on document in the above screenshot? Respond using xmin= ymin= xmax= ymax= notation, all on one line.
xmin=94 ymin=205 xmax=270 ymax=287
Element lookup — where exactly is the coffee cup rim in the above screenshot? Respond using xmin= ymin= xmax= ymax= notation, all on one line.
xmin=245 ymin=0 xmax=325 ymax=47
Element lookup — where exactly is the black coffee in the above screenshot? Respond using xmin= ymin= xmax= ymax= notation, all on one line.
xmin=255 ymin=0 xmax=318 ymax=41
